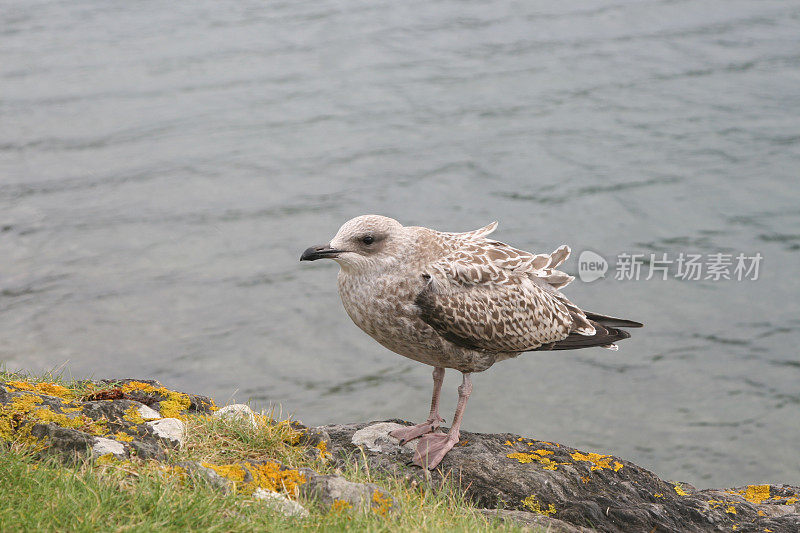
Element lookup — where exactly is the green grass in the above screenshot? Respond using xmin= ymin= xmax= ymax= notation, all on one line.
xmin=0 ymin=368 xmax=534 ymax=532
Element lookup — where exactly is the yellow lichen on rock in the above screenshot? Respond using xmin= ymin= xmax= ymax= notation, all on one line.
xmin=123 ymin=406 xmax=146 ymax=425
xmin=570 ymin=451 xmax=623 ymax=472
xmin=200 ymin=461 xmax=307 ymax=498
xmin=744 ymin=484 xmax=770 ymax=504
xmin=1 ymin=393 xmax=106 ymax=445
xmin=5 ymin=381 xmax=74 ymax=400
xmin=202 ymin=462 xmax=247 ymax=483
xmin=522 ymin=495 xmax=556 ymax=516
xmin=31 ymin=405 xmax=107 ymax=436
xmin=119 ymin=381 xmax=191 ymax=420
xmin=725 ymin=505 xmax=737 ymax=514
xmin=247 ymin=462 xmax=306 ymax=496
xmin=114 ymin=431 xmax=135 ymax=442
xmin=506 ymin=452 xmax=558 ymax=470
xmin=674 ymin=485 xmax=689 ymax=496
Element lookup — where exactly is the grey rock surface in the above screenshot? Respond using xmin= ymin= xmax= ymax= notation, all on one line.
xmin=320 ymin=420 xmax=800 ymax=533
xmin=253 ymin=489 xmax=310 ymax=518
xmin=214 ymin=404 xmax=257 ymax=428
xmin=478 ymin=508 xmax=595 ymax=533
xmin=299 ymin=472 xmax=397 ymax=515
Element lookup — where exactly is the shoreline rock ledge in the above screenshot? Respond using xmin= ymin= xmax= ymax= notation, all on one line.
xmin=320 ymin=420 xmax=800 ymax=533
xmin=2 ymin=378 xmax=798 ymax=532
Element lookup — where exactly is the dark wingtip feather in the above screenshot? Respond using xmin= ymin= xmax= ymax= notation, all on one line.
xmin=583 ymin=311 xmax=643 ymax=328
xmin=535 ymin=320 xmax=636 ymax=352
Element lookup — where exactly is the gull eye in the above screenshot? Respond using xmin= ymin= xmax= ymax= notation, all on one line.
xmin=362 ymin=235 xmax=374 ymax=245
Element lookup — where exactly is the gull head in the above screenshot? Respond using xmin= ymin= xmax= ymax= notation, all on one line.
xmin=300 ymin=215 xmax=408 ymax=273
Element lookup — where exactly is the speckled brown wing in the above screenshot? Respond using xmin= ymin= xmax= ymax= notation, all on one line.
xmin=415 ymin=261 xmax=575 ymax=353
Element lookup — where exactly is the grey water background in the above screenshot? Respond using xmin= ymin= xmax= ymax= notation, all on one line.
xmin=2 ymin=0 xmax=799 ymax=488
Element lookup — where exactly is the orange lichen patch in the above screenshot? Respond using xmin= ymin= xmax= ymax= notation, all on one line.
xmin=787 ymin=497 xmax=798 ymax=505
xmin=372 ymin=490 xmax=393 ymax=517
xmin=330 ymin=500 xmax=353 ymax=512
xmin=503 ymin=440 xmax=513 ymax=446
xmin=114 ymin=431 xmax=135 ymax=442
xmin=315 ymin=440 xmax=330 ymax=460
xmin=581 ymin=476 xmax=591 ymax=484
xmin=119 ymin=381 xmax=191 ymax=420
xmin=4 ymin=381 xmax=75 ymax=400
xmin=570 ymin=452 xmax=623 ymax=472
xmin=522 ymin=495 xmax=556 ymax=516
xmin=202 ymin=462 xmax=247 ymax=483
xmin=246 ymin=462 xmax=306 ymax=496
xmin=726 ymin=505 xmax=737 ymax=514
xmin=758 ymin=510 xmax=766 ymax=517
xmin=201 ymin=461 xmax=307 ymax=498
xmin=517 ymin=437 xmax=523 ymax=441
xmin=532 ymin=449 xmax=553 ymax=456
xmin=506 ymin=452 xmax=559 ymax=470
xmin=744 ymin=485 xmax=771 ymax=505
xmin=674 ymin=485 xmax=689 ymax=496
xmin=654 ymin=493 xmax=663 ymax=498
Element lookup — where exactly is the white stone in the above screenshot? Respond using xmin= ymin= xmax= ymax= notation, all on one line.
xmin=147 ymin=418 xmax=185 ymax=445
xmin=351 ymin=422 xmax=418 ymax=453
xmin=138 ymin=404 xmax=161 ymax=420
xmin=253 ymin=489 xmax=309 ymax=518
xmin=92 ymin=437 xmax=126 ymax=457
xmin=214 ymin=404 xmax=257 ymax=428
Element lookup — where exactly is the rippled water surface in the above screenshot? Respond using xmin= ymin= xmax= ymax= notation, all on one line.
xmin=2 ymin=0 xmax=799 ymax=488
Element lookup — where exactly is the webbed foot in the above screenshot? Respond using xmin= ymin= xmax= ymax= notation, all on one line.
xmin=413 ymin=432 xmax=458 ymax=470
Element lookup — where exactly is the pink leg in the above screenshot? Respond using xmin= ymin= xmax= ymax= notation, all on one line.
xmin=414 ymin=372 xmax=472 ymax=470
xmin=390 ymin=367 xmax=445 ymax=444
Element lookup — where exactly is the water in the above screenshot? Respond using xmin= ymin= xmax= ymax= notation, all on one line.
xmin=2 ymin=0 xmax=799 ymax=489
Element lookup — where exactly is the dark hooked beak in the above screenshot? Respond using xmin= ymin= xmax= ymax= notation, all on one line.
xmin=300 ymin=244 xmax=343 ymax=261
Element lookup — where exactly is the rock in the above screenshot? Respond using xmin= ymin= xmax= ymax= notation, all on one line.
xmin=138 ymin=404 xmax=161 ymax=419
xmin=147 ymin=418 xmax=185 ymax=445
xmin=321 ymin=420 xmax=800 ymax=533
xmin=254 ymin=489 xmax=310 ymax=518
xmin=351 ymin=422 xmax=417 ymax=454
xmin=0 ymin=379 xmax=202 ymax=462
xmin=478 ymin=508 xmax=594 ymax=532
xmin=91 ymin=436 xmax=127 ymax=458
xmin=299 ymin=473 xmax=397 ymax=515
xmin=214 ymin=404 xmax=257 ymax=428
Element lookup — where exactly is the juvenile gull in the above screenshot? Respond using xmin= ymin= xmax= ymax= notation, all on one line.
xmin=301 ymin=215 xmax=642 ymax=469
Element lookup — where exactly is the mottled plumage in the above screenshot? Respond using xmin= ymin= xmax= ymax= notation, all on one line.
xmin=301 ymin=215 xmax=642 ymax=469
